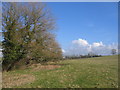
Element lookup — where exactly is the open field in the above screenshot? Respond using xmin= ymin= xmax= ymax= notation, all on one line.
xmin=3 ymin=55 xmax=118 ymax=88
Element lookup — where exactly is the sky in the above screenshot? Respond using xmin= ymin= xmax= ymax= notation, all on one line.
xmin=0 ymin=2 xmax=118 ymax=56
xmin=47 ymin=2 xmax=118 ymax=55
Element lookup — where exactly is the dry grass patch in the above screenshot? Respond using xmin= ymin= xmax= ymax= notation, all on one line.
xmin=2 ymin=73 xmax=35 ymax=88
xmin=30 ymin=64 xmax=61 ymax=71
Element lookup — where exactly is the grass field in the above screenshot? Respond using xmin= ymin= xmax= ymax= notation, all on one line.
xmin=3 ymin=55 xmax=118 ymax=88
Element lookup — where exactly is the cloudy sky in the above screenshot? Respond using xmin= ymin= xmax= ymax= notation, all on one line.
xmin=0 ymin=2 xmax=118 ymax=56
xmin=62 ymin=38 xmax=118 ymax=56
xmin=47 ymin=2 xmax=118 ymax=56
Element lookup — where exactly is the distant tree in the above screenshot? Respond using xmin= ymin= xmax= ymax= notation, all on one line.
xmin=88 ymin=52 xmax=95 ymax=57
xmin=0 ymin=42 xmax=2 ymax=48
xmin=111 ymin=49 xmax=117 ymax=55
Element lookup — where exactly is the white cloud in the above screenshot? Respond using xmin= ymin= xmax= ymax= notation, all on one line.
xmin=63 ymin=38 xmax=118 ymax=56
xmin=62 ymin=49 xmax=65 ymax=53
xmin=72 ymin=38 xmax=88 ymax=46
xmin=92 ymin=42 xmax=104 ymax=47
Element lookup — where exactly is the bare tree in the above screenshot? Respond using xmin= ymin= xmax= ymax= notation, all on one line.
xmin=111 ymin=49 xmax=117 ymax=55
xmin=2 ymin=2 xmax=62 ymax=71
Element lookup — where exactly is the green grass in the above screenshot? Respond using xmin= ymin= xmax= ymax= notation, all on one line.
xmin=3 ymin=55 xmax=118 ymax=88
xmin=0 ymin=57 xmax=1 ymax=59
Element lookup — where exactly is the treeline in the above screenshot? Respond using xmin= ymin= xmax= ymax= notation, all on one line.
xmin=2 ymin=2 xmax=62 ymax=71
xmin=0 ymin=42 xmax=2 ymax=48
xmin=64 ymin=54 xmax=102 ymax=59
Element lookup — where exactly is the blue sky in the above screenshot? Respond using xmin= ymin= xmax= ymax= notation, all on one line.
xmin=47 ymin=2 xmax=118 ymax=52
xmin=0 ymin=2 xmax=118 ymax=55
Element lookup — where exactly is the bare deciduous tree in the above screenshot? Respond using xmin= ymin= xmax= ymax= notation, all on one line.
xmin=111 ymin=49 xmax=117 ymax=55
xmin=2 ymin=2 xmax=62 ymax=71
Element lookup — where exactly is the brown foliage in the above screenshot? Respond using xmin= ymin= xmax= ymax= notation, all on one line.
xmin=2 ymin=2 xmax=62 ymax=71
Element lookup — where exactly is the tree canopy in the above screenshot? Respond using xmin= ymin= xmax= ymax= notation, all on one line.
xmin=2 ymin=2 xmax=62 ymax=71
